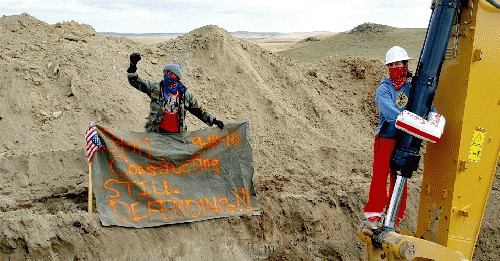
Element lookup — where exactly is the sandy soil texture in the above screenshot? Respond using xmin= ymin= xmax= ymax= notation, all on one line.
xmin=0 ymin=13 xmax=498 ymax=260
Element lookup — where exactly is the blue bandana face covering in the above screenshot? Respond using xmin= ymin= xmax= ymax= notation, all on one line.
xmin=163 ymin=75 xmax=186 ymax=96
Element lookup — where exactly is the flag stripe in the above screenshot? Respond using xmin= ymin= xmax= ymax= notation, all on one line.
xmin=85 ymin=123 xmax=102 ymax=163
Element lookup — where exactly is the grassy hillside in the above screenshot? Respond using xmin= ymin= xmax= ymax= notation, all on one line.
xmin=278 ymin=23 xmax=427 ymax=70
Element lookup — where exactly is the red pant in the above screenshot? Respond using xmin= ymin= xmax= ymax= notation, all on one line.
xmin=364 ymin=135 xmax=407 ymax=220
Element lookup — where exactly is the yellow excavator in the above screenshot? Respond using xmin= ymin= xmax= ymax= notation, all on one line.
xmin=358 ymin=0 xmax=500 ymax=260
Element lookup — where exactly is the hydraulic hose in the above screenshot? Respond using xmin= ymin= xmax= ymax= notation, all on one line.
xmin=390 ymin=0 xmax=460 ymax=178
xmin=486 ymin=0 xmax=500 ymax=9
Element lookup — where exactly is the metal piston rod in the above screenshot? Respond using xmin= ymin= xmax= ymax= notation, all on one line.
xmin=384 ymin=173 xmax=406 ymax=228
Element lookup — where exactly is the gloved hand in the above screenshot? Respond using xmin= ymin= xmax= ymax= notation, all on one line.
xmin=130 ymin=53 xmax=141 ymax=64
xmin=127 ymin=53 xmax=141 ymax=73
xmin=213 ymin=119 xmax=224 ymax=129
xmin=127 ymin=64 xmax=137 ymax=73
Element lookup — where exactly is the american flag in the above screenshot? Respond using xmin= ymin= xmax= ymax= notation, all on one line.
xmin=85 ymin=122 xmax=102 ymax=163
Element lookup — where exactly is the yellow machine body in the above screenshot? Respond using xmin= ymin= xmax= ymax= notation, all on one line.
xmin=417 ymin=0 xmax=500 ymax=259
xmin=359 ymin=0 xmax=500 ymax=260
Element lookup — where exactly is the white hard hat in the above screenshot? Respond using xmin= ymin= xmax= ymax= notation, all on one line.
xmin=385 ymin=46 xmax=411 ymax=65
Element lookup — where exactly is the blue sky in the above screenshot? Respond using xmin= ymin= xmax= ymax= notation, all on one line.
xmin=1 ymin=0 xmax=433 ymax=33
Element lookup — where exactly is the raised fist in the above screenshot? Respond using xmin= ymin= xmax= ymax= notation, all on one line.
xmin=130 ymin=53 xmax=141 ymax=65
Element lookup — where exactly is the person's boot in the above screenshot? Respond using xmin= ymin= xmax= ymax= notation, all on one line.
xmin=367 ymin=216 xmax=381 ymax=230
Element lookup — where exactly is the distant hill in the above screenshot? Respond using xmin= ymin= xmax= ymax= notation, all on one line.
xmin=100 ymin=31 xmax=331 ymax=39
xmin=277 ymin=23 xmax=427 ymax=69
xmin=99 ymin=32 xmax=184 ymax=38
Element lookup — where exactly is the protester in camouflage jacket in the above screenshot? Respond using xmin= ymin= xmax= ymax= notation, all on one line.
xmin=126 ymin=53 xmax=224 ymax=133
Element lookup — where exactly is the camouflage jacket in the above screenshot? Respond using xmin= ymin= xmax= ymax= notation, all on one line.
xmin=127 ymin=72 xmax=218 ymax=133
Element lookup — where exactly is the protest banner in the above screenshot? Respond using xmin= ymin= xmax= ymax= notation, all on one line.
xmin=89 ymin=122 xmax=260 ymax=228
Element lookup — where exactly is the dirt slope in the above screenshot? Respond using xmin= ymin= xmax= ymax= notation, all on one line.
xmin=0 ymin=13 xmax=498 ymax=260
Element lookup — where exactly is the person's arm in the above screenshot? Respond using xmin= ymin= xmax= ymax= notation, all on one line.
xmin=184 ymin=90 xmax=224 ymax=128
xmin=126 ymin=53 xmax=153 ymax=96
xmin=127 ymin=73 xmax=154 ymax=96
xmin=375 ymin=85 xmax=400 ymax=122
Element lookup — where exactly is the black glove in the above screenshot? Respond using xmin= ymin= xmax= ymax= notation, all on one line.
xmin=130 ymin=53 xmax=141 ymax=65
xmin=127 ymin=53 xmax=141 ymax=73
xmin=213 ymin=119 xmax=224 ymax=129
xmin=127 ymin=63 xmax=137 ymax=73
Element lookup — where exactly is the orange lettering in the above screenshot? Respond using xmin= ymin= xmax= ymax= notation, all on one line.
xmin=211 ymin=158 xmax=220 ymax=174
xmin=144 ymin=137 xmax=152 ymax=159
xmin=172 ymin=165 xmax=182 ymax=175
xmin=136 ymin=165 xmax=147 ymax=175
xmin=173 ymin=199 xmax=187 ymax=217
xmin=225 ymin=132 xmax=231 ymax=147
xmin=148 ymin=200 xmax=173 ymax=221
xmin=241 ymin=187 xmax=247 ymax=206
xmin=128 ymin=164 xmax=148 ymax=175
xmin=131 ymin=201 xmax=147 ymax=222
xmin=194 ymin=159 xmax=204 ymax=171
xmin=137 ymin=180 xmax=151 ymax=196
xmin=186 ymin=199 xmax=202 ymax=218
xmin=208 ymin=134 xmax=219 ymax=148
xmin=119 ymin=180 xmax=136 ymax=196
xmin=159 ymin=199 xmax=173 ymax=221
xmin=230 ymin=131 xmax=241 ymax=146
xmin=185 ymin=159 xmax=198 ymax=172
xmin=116 ymin=135 xmax=126 ymax=154
xmin=104 ymin=179 xmax=120 ymax=198
xmin=147 ymin=200 xmax=160 ymax=220
xmin=100 ymin=128 xmax=117 ymax=153
xmin=186 ymin=153 xmax=202 ymax=171
xmin=246 ymin=187 xmax=253 ymax=210
xmin=163 ymin=181 xmax=180 ymax=194
xmin=146 ymin=165 xmax=157 ymax=176
xmin=109 ymin=156 xmax=129 ymax=177
xmin=151 ymin=181 xmax=164 ymax=195
xmin=204 ymin=197 xmax=220 ymax=214
xmin=234 ymin=188 xmax=241 ymax=207
xmin=202 ymin=159 xmax=210 ymax=168
xmin=128 ymin=137 xmax=142 ymax=155
xmin=180 ymin=163 xmax=191 ymax=173
xmin=128 ymin=164 xmax=138 ymax=175
xmin=219 ymin=197 xmax=236 ymax=213
xmin=192 ymin=136 xmax=207 ymax=149
xmin=109 ymin=200 xmax=130 ymax=221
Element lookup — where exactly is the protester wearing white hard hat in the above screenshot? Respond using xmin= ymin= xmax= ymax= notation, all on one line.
xmin=385 ymin=46 xmax=412 ymax=65
xmin=363 ymin=46 xmax=444 ymax=231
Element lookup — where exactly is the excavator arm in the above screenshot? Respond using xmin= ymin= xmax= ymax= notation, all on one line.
xmin=359 ymin=0 xmax=500 ymax=260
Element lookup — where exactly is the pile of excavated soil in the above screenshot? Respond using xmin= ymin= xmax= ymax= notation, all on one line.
xmin=0 ymin=13 xmax=499 ymax=260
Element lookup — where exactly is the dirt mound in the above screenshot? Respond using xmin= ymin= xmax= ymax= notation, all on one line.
xmin=299 ymin=37 xmax=320 ymax=43
xmin=347 ymin=23 xmax=395 ymax=34
xmin=0 ymin=13 xmax=383 ymax=260
xmin=0 ymin=13 xmax=498 ymax=260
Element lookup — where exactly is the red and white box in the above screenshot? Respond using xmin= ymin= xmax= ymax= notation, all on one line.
xmin=395 ymin=110 xmax=445 ymax=143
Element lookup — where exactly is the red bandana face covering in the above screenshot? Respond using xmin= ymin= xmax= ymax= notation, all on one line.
xmin=389 ymin=65 xmax=408 ymax=91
